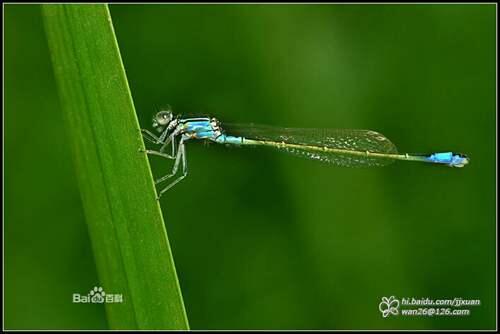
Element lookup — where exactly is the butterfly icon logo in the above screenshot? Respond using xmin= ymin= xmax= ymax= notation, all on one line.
xmin=379 ymin=296 xmax=400 ymax=317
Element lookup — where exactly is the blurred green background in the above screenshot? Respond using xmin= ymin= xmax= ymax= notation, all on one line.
xmin=5 ymin=4 xmax=496 ymax=330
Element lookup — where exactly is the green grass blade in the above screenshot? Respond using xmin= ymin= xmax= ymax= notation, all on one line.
xmin=42 ymin=4 xmax=189 ymax=330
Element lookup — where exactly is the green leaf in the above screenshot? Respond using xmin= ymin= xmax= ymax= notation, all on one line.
xmin=42 ymin=4 xmax=189 ymax=330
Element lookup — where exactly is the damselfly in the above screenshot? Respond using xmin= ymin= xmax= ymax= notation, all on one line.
xmin=141 ymin=108 xmax=469 ymax=199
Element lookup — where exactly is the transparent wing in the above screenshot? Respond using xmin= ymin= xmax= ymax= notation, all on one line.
xmin=223 ymin=123 xmax=399 ymax=167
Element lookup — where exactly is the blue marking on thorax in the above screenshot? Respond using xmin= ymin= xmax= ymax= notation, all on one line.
xmin=183 ymin=119 xmax=215 ymax=139
xmin=185 ymin=121 xmax=211 ymax=131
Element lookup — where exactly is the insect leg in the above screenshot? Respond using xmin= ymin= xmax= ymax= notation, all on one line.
xmin=156 ymin=139 xmax=188 ymax=198
xmin=140 ymin=133 xmax=177 ymax=159
xmin=141 ymin=129 xmax=163 ymax=144
xmin=155 ymin=138 xmax=184 ymax=185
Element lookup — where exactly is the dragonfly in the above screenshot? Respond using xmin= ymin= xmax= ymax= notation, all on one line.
xmin=141 ymin=108 xmax=469 ymax=199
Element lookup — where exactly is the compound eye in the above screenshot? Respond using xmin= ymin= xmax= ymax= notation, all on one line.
xmin=154 ymin=111 xmax=172 ymax=126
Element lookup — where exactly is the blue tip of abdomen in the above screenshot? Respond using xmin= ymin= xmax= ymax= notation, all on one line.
xmin=425 ymin=152 xmax=469 ymax=167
